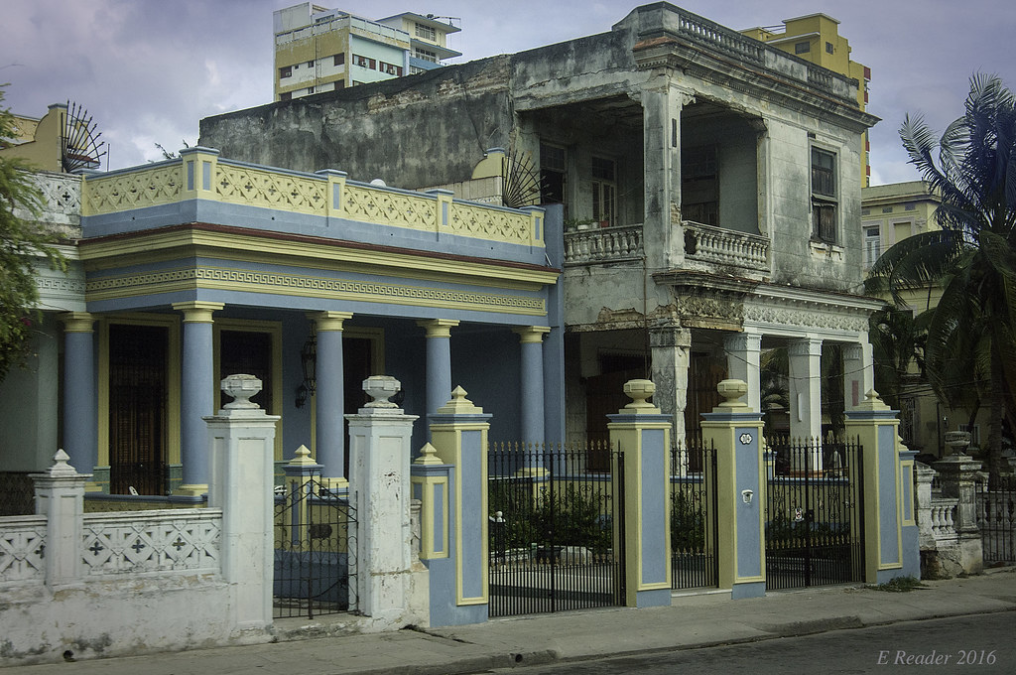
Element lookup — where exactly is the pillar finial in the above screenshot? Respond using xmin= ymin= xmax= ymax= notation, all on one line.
xmin=716 ymin=379 xmax=748 ymax=409
xmin=48 ymin=449 xmax=79 ymax=477
xmin=221 ymin=374 xmax=262 ymax=409
xmin=622 ymin=379 xmax=658 ymax=411
xmin=415 ymin=442 xmax=443 ymax=465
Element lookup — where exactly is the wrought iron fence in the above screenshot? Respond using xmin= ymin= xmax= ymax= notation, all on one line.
xmin=977 ymin=476 xmax=1016 ymax=564
xmin=764 ymin=437 xmax=865 ymax=590
xmin=488 ymin=442 xmax=624 ymax=617
xmin=670 ymin=440 xmax=718 ymax=590
xmin=273 ymin=476 xmax=357 ymax=619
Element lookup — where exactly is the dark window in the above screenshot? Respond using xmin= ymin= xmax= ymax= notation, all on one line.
xmin=280 ymin=92 xmax=292 ymax=101
xmin=682 ymin=145 xmax=719 ymax=226
xmin=811 ymin=147 xmax=837 ymax=243
xmin=334 ymin=53 xmax=345 ymax=66
xmin=539 ymin=143 xmax=566 ymax=206
xmin=592 ymin=157 xmax=616 ymax=227
xmin=279 ymin=66 xmax=292 ymax=78
xmin=795 ymin=41 xmax=811 ymax=54
xmin=825 ymin=41 xmax=834 ymax=54
xmin=307 ymin=86 xmax=314 ymax=94
xmin=307 ymin=60 xmax=314 ymax=68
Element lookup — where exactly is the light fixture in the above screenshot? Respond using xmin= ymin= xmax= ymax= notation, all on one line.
xmin=295 ymin=335 xmax=316 ymax=408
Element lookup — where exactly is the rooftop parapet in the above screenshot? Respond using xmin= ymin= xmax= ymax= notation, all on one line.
xmin=80 ymin=148 xmax=545 ymax=252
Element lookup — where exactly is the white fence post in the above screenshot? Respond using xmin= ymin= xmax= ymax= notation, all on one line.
xmin=205 ymin=374 xmax=280 ymax=634
xmin=32 ymin=450 xmax=89 ymax=587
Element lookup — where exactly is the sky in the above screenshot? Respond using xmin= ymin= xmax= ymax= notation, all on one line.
xmin=2 ymin=0 xmax=1014 ymax=185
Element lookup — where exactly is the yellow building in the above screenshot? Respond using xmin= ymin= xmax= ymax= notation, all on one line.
xmin=861 ymin=182 xmax=989 ymax=458
xmin=742 ymin=14 xmax=871 ymax=186
xmin=273 ymin=3 xmax=461 ymax=101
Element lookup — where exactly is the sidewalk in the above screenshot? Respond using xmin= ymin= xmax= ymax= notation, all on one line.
xmin=4 ymin=569 xmax=1014 ymax=675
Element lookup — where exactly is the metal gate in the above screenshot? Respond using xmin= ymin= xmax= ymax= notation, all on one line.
xmin=273 ymin=476 xmax=357 ymax=619
xmin=671 ymin=440 xmax=719 ymax=589
xmin=765 ymin=438 xmax=864 ymax=590
xmin=488 ymin=443 xmax=625 ymax=617
xmin=977 ymin=476 xmax=1016 ymax=564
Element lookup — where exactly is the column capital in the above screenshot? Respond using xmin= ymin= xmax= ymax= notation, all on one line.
xmin=417 ymin=318 xmax=460 ymax=338
xmin=842 ymin=341 xmax=864 ymax=361
xmin=723 ymin=332 xmax=762 ymax=352
xmin=649 ymin=324 xmax=691 ymax=349
xmin=172 ymin=301 xmax=225 ymax=323
xmin=60 ymin=312 xmax=95 ymax=333
xmin=308 ymin=311 xmax=354 ymax=332
xmin=512 ymin=325 xmax=550 ymax=344
xmin=787 ymin=336 xmax=823 ymax=357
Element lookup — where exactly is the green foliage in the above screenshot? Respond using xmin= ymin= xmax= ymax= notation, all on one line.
xmin=868 ymin=576 xmax=926 ymax=592
xmin=490 ymin=480 xmax=613 ymax=554
xmin=0 ymin=85 xmax=67 ymax=382
xmin=671 ymin=490 xmax=705 ymax=551
xmin=866 ymin=74 xmax=1016 ymax=478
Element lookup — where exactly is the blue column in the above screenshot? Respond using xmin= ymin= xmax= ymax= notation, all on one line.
xmin=311 ymin=311 xmax=353 ymax=484
xmin=514 ymin=326 xmax=550 ymax=445
xmin=417 ymin=319 xmax=459 ymax=419
xmin=60 ymin=313 xmax=97 ymax=479
xmin=173 ymin=301 xmax=223 ymax=496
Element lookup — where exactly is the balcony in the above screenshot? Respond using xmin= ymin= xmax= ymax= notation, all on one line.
xmin=564 ymin=224 xmax=643 ymax=265
xmin=683 ymin=221 xmax=769 ymax=274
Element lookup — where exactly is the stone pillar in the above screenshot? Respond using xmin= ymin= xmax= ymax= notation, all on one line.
xmin=427 ymin=386 xmax=491 ymax=626
xmin=915 ymin=462 xmax=937 ymax=553
xmin=60 ymin=312 xmax=98 ymax=486
xmin=641 ymin=79 xmax=690 ymax=270
xmin=608 ymin=379 xmax=673 ymax=608
xmin=788 ymin=337 xmax=823 ymax=468
xmin=724 ymin=332 xmax=762 ymax=412
xmin=842 ymin=341 xmax=873 ymax=410
xmin=934 ymin=453 xmax=983 ymax=535
xmin=32 ymin=450 xmax=89 ymax=587
xmin=418 ymin=319 xmax=459 ymax=420
xmin=174 ymin=301 xmax=224 ymax=496
xmin=347 ymin=375 xmax=419 ymax=622
xmin=411 ymin=442 xmax=450 ymax=627
xmin=205 ymin=374 xmax=279 ymax=633
xmin=844 ymin=391 xmax=912 ymax=584
xmin=514 ymin=326 xmax=550 ymax=445
xmin=310 ymin=311 xmax=353 ymax=485
xmin=700 ymin=379 xmax=766 ymax=600
xmin=650 ymin=323 xmax=691 ymax=447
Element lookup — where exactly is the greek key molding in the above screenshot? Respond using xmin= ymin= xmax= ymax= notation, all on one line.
xmin=87 ymin=266 xmax=546 ymax=314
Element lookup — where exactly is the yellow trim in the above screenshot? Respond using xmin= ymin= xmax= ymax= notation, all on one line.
xmin=97 ymin=314 xmax=182 ymax=470
xmin=214 ymin=319 xmax=285 ymax=461
xmin=60 ymin=312 xmax=95 ymax=333
xmin=429 ymin=421 xmax=490 ymax=607
xmin=86 ymin=265 xmax=547 ymax=317
xmin=417 ymin=318 xmax=459 ymax=339
xmin=79 ymin=228 xmax=556 ymax=289
xmin=513 ymin=325 xmax=551 ymax=344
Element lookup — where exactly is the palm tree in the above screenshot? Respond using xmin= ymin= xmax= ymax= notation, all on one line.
xmin=866 ymin=74 xmax=1016 ymax=480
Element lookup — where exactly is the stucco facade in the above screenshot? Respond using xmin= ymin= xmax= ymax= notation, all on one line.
xmin=202 ymin=3 xmax=882 ymax=457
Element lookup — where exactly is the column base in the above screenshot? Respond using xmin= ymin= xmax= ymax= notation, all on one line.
xmin=731 ymin=581 xmax=766 ymax=600
xmin=175 ymin=483 xmax=209 ymax=497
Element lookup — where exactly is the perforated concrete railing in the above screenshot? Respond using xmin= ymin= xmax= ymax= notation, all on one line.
xmin=80 ymin=509 xmax=222 ymax=578
xmin=0 ymin=516 xmax=47 ymax=585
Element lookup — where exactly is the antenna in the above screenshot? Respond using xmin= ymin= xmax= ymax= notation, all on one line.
xmin=62 ymin=101 xmax=107 ymax=172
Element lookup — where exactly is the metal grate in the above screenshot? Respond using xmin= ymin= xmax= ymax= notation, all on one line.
xmin=764 ymin=437 xmax=865 ymax=590
xmin=488 ymin=442 xmax=625 ymax=617
xmin=273 ymin=476 xmax=357 ymax=619
xmin=670 ymin=440 xmax=719 ymax=590
xmin=977 ymin=476 xmax=1016 ymax=564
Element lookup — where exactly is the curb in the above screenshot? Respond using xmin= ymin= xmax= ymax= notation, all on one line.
xmin=342 ymin=649 xmax=560 ymax=675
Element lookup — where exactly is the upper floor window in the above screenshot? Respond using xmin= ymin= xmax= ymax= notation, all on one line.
xmin=863 ymin=225 xmax=882 ymax=267
xmin=795 ymin=41 xmax=811 ymax=54
xmin=591 ymin=157 xmax=616 ymax=227
xmin=380 ymin=61 xmax=403 ymax=77
xmin=811 ymin=147 xmax=838 ymax=243
xmin=415 ymin=23 xmax=436 ymax=41
xmin=334 ymin=53 xmax=345 ymax=67
xmin=279 ymin=66 xmax=292 ymax=78
xmin=353 ymin=55 xmax=376 ymax=70
xmin=415 ymin=47 xmax=438 ymax=63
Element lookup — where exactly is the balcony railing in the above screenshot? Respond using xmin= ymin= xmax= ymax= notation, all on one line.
xmin=564 ymin=224 xmax=643 ymax=265
xmin=683 ymin=221 xmax=769 ymax=273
